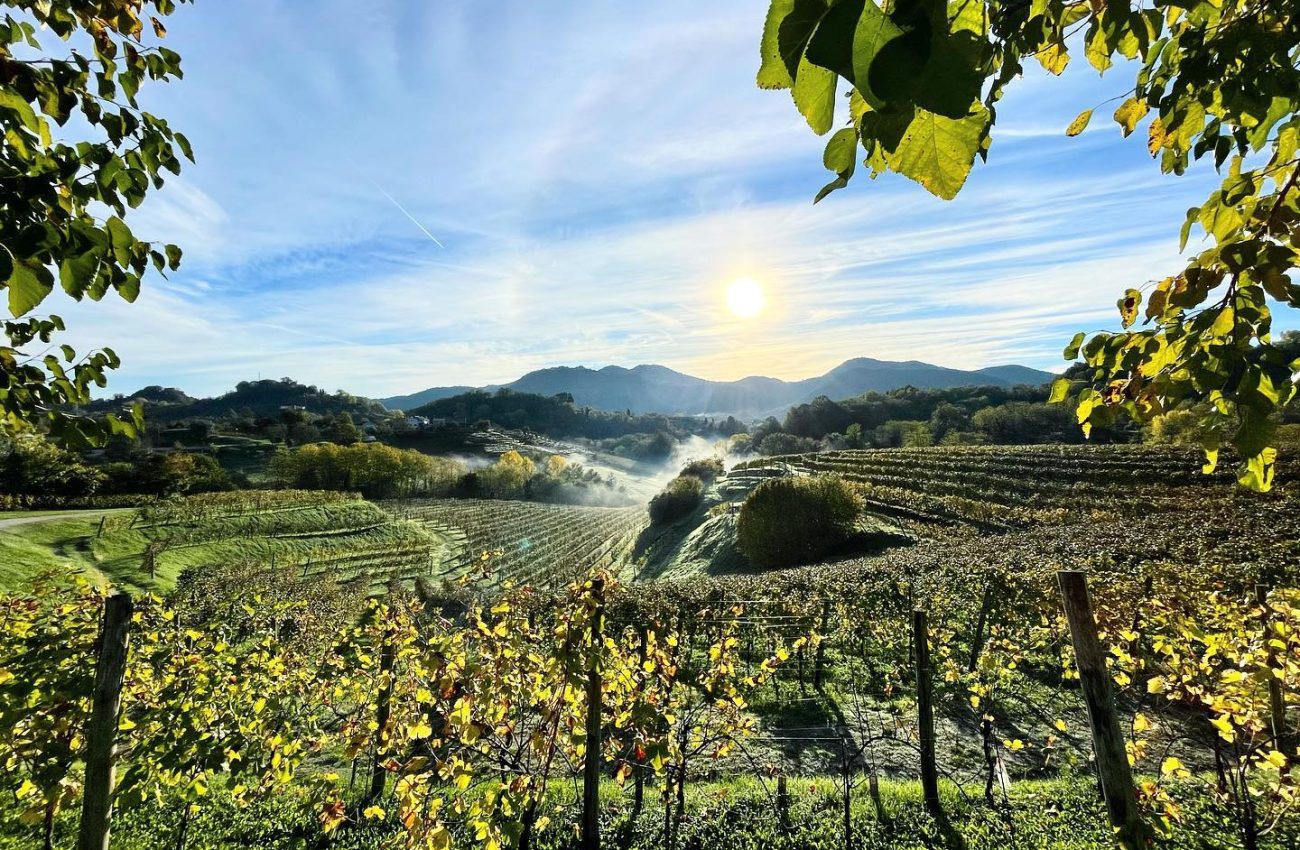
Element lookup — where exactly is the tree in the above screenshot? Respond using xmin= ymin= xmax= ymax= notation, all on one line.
xmin=2 ymin=1 xmax=193 ymax=446
xmin=648 ymin=475 xmax=705 ymax=524
xmin=929 ymin=402 xmax=970 ymax=442
xmin=758 ymin=0 xmax=1300 ymax=489
xmin=0 ymin=432 xmax=104 ymax=496
xmin=736 ymin=474 xmax=863 ymax=567
xmin=478 ymin=449 xmax=536 ymax=497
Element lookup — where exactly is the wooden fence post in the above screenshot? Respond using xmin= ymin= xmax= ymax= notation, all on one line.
xmin=1058 ymin=571 xmax=1150 ymax=850
xmin=365 ymin=636 xmax=396 ymax=804
xmin=1256 ymin=585 xmax=1294 ymax=755
xmin=581 ymin=576 xmax=605 ymax=850
xmin=913 ymin=609 xmax=941 ymax=819
xmin=77 ymin=592 xmax=134 ymax=850
xmin=776 ymin=774 xmax=790 ymax=831
xmin=813 ymin=598 xmax=831 ymax=691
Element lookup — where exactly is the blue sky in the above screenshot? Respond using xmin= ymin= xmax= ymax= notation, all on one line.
xmin=54 ymin=0 xmax=1235 ymax=398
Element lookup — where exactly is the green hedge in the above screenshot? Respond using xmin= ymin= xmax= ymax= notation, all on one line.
xmin=736 ymin=475 xmax=861 ymax=568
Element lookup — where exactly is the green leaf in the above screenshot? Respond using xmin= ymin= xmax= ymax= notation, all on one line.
xmin=851 ymin=1 xmax=910 ymax=109
xmin=913 ymin=27 xmax=985 ymax=119
xmin=1084 ymin=21 xmax=1112 ymax=73
xmin=805 ymin=0 xmax=864 ymax=82
xmin=106 ymin=216 xmax=135 ymax=265
xmin=0 ymin=90 xmax=41 ymax=133
xmin=777 ymin=0 xmax=829 ymax=80
xmin=815 ymin=127 xmax=859 ymax=202
xmin=165 ymin=244 xmax=183 ymax=271
xmin=791 ymin=55 xmax=837 ymax=135
xmin=1066 ymin=109 xmax=1093 ymax=137
xmin=1048 ymin=377 xmax=1071 ymax=404
xmin=1063 ymin=331 xmax=1086 ymax=360
xmin=7 ymin=260 xmax=55 ymax=317
xmin=757 ymin=0 xmax=796 ymax=90
xmin=890 ymin=105 xmax=988 ymax=200
xmin=59 ymin=254 xmax=99 ymax=299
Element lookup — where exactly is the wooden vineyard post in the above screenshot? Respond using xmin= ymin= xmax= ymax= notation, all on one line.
xmin=776 ymin=774 xmax=790 ymax=831
xmin=968 ymin=584 xmax=994 ymax=672
xmin=1058 ymin=571 xmax=1150 ymax=850
xmin=1256 ymin=585 xmax=1293 ymax=755
xmin=813 ymin=598 xmax=831 ymax=691
xmin=581 ymin=576 xmax=605 ymax=850
xmin=77 ymin=592 xmax=134 ymax=850
xmin=912 ymin=610 xmax=941 ymax=818
xmin=365 ymin=636 xmax=396 ymax=804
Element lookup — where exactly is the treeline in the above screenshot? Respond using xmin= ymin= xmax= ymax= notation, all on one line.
xmin=740 ymin=383 xmax=1137 ymax=455
xmin=268 ymin=443 xmax=465 ymax=500
xmin=1 ymin=434 xmax=232 ymax=502
xmin=413 ymin=389 xmax=725 ymax=442
xmin=83 ymin=377 xmax=388 ymax=420
xmin=456 ymin=451 xmax=633 ymax=506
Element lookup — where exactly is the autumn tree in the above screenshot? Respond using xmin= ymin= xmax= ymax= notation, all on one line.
xmin=1 ymin=0 xmax=192 ymax=445
xmin=759 ymin=0 xmax=1300 ymax=489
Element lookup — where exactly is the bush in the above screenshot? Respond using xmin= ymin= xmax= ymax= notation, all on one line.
xmin=679 ymin=457 xmax=725 ymax=482
xmin=736 ymin=475 xmax=862 ymax=568
xmin=648 ymin=475 xmax=705 ymax=524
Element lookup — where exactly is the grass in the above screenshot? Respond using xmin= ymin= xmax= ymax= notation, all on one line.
xmin=0 ymin=517 xmax=108 ymax=588
xmin=6 ymin=773 xmax=1289 ymax=850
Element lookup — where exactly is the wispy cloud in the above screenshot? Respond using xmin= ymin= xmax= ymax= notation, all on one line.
xmin=56 ymin=0 xmax=1248 ymax=400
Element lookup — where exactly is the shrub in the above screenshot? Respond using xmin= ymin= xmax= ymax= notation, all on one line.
xmin=679 ymin=457 xmax=725 ymax=482
xmin=736 ymin=475 xmax=862 ymax=568
xmin=648 ymin=475 xmax=705 ymax=524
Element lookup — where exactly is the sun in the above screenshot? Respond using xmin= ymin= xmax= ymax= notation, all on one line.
xmin=726 ymin=277 xmax=765 ymax=318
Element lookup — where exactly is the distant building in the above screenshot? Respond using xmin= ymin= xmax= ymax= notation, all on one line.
xmin=404 ymin=415 xmax=449 ymax=430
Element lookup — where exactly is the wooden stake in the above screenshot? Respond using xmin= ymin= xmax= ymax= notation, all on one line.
xmin=581 ymin=577 xmax=605 ymax=850
xmin=77 ymin=593 xmax=134 ymax=850
xmin=913 ymin=609 xmax=941 ymax=818
xmin=1058 ymin=571 xmax=1150 ymax=850
xmin=365 ymin=636 xmax=396 ymax=804
xmin=1256 ymin=585 xmax=1293 ymax=755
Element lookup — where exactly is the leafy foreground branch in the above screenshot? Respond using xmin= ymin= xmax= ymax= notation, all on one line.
xmin=1 ymin=1 xmax=194 ymax=447
xmin=759 ymin=0 xmax=1300 ymax=489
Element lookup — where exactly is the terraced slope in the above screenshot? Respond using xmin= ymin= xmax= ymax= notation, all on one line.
xmin=4 ymin=491 xmax=441 ymax=595
xmin=734 ymin=444 xmax=1291 ymax=531
xmin=392 ymin=498 xmax=648 ymax=588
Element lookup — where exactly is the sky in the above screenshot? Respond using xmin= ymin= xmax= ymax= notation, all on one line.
xmin=48 ymin=0 xmax=1242 ymax=399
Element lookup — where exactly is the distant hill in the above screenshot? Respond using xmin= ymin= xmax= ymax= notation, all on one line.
xmin=87 ymin=379 xmax=386 ymax=420
xmin=379 ymin=385 xmax=477 ymax=412
xmin=381 ymin=358 xmax=1055 ymax=418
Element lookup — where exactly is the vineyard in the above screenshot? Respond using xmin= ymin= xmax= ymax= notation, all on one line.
xmin=1 ymin=447 xmax=1298 ymax=850
xmin=391 ymin=498 xmax=648 ymax=588
xmin=0 ymin=490 xmax=443 ymax=595
xmin=733 ymin=444 xmax=1295 ymax=532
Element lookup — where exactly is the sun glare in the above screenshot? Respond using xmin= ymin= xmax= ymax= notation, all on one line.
xmin=726 ymin=277 xmax=765 ymax=318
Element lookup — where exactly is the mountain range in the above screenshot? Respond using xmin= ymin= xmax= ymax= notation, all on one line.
xmin=381 ymin=358 xmax=1055 ymax=419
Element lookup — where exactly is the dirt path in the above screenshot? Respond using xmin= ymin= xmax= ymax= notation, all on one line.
xmin=0 ymin=508 xmax=128 ymax=531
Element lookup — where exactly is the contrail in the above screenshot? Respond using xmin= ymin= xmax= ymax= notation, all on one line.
xmin=371 ymin=179 xmax=445 ymax=249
